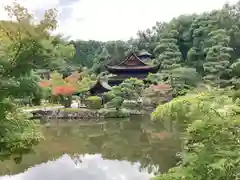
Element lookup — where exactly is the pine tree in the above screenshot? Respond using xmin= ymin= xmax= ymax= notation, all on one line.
xmin=92 ymin=47 xmax=111 ymax=74
xmin=98 ymin=46 xmax=111 ymax=62
xmin=187 ymin=14 xmax=218 ymax=74
xmin=154 ymin=29 xmax=182 ymax=78
xmin=203 ymin=29 xmax=233 ymax=87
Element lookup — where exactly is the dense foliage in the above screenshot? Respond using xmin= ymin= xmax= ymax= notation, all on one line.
xmin=0 ymin=2 xmax=62 ymax=162
xmin=152 ymin=90 xmax=240 ymax=179
xmin=70 ymin=40 xmax=128 ymax=69
xmin=85 ymin=96 xmax=102 ymax=109
xmin=39 ymin=71 xmax=95 ymax=107
xmin=105 ymin=78 xmax=144 ymax=110
xmin=69 ymin=1 xmax=240 ymax=91
xmin=143 ymin=84 xmax=172 ymax=107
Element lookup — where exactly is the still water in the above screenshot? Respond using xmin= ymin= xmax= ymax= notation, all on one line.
xmin=0 ymin=115 xmax=181 ymax=180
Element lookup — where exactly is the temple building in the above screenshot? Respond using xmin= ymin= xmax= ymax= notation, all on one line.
xmin=88 ymin=50 xmax=159 ymax=95
xmin=105 ymin=51 xmax=159 ymax=86
xmin=89 ymin=78 xmax=112 ymax=95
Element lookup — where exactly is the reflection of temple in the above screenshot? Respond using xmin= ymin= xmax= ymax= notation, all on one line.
xmin=0 ymin=117 xmax=180 ymax=175
xmin=105 ymin=51 xmax=159 ymax=87
xmin=89 ymin=50 xmax=160 ymax=95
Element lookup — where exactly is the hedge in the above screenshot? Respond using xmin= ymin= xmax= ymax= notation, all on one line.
xmin=85 ymin=96 xmax=102 ymax=109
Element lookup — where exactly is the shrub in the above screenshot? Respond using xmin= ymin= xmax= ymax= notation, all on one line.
xmin=85 ymin=96 xmax=102 ymax=109
xmin=156 ymin=114 xmax=240 ymax=180
xmin=153 ymin=90 xmax=240 ymax=180
xmin=102 ymin=92 xmax=115 ymax=104
xmin=151 ymin=91 xmax=234 ymax=129
xmin=106 ymin=96 xmax=124 ymax=110
xmin=99 ymin=108 xmax=130 ymax=118
xmin=103 ymin=78 xmax=144 ymax=110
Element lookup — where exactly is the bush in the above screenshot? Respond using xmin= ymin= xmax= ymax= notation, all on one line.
xmin=99 ymin=108 xmax=130 ymax=118
xmin=106 ymin=96 xmax=124 ymax=110
xmin=85 ymin=96 xmax=102 ymax=109
xmin=151 ymin=91 xmax=233 ymax=129
xmin=153 ymin=91 xmax=240 ymax=180
xmin=102 ymin=92 xmax=115 ymax=104
xmin=143 ymin=85 xmax=172 ymax=107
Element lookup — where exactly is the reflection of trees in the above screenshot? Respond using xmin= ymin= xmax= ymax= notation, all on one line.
xmin=0 ymin=116 xmax=181 ymax=175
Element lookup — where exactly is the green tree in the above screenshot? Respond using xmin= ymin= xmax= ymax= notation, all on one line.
xmin=39 ymin=36 xmax=75 ymax=72
xmin=104 ymin=41 xmax=128 ymax=65
xmin=154 ymin=28 xmax=182 ymax=84
xmin=153 ymin=91 xmax=240 ymax=180
xmin=92 ymin=46 xmax=111 ymax=74
xmin=105 ymin=78 xmax=144 ymax=110
xmin=186 ymin=13 xmax=218 ymax=74
xmin=70 ymin=40 xmax=103 ymax=68
xmin=146 ymin=67 xmax=200 ymax=97
xmin=0 ymin=2 xmax=58 ymax=162
xmin=169 ymin=67 xmax=200 ymax=96
xmin=203 ymin=29 xmax=233 ymax=87
xmin=16 ymin=70 xmax=44 ymax=106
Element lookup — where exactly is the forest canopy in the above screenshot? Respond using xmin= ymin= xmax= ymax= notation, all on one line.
xmin=69 ymin=1 xmax=240 ymax=89
xmin=3 ymin=1 xmax=240 ymax=88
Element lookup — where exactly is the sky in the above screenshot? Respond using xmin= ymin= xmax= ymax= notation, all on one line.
xmin=0 ymin=0 xmax=238 ymax=41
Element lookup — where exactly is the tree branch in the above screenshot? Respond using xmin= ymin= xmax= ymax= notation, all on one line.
xmin=12 ymin=26 xmax=22 ymax=61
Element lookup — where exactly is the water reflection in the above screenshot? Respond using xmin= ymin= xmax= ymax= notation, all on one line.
xmin=0 ymin=154 xmax=153 ymax=180
xmin=0 ymin=116 xmax=181 ymax=178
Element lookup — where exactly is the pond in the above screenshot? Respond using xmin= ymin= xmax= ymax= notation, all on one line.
xmin=0 ymin=115 xmax=181 ymax=180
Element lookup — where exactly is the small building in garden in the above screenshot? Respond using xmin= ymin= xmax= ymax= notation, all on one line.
xmin=88 ymin=78 xmax=112 ymax=105
xmin=89 ymin=78 xmax=112 ymax=95
xmin=105 ymin=51 xmax=159 ymax=86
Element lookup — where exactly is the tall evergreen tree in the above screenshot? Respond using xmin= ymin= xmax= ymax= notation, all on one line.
xmin=203 ymin=29 xmax=233 ymax=87
xmin=154 ymin=29 xmax=182 ymax=79
xmin=187 ymin=13 xmax=219 ymax=74
xmin=92 ymin=47 xmax=111 ymax=74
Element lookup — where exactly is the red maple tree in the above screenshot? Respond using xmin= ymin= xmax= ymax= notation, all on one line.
xmin=52 ymin=85 xmax=77 ymax=96
xmin=39 ymin=71 xmax=83 ymax=107
xmin=39 ymin=71 xmax=80 ymax=96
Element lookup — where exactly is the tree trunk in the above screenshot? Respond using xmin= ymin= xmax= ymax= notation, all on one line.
xmin=64 ymin=95 xmax=72 ymax=108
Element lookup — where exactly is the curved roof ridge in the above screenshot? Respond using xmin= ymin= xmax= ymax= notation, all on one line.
xmin=99 ymin=78 xmax=112 ymax=90
xmin=89 ymin=75 xmax=112 ymax=92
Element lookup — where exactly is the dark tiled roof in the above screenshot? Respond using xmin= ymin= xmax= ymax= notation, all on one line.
xmin=107 ymin=65 xmax=155 ymax=70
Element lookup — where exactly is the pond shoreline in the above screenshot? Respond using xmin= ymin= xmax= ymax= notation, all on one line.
xmin=0 ymin=116 xmax=180 ymax=178
xmin=30 ymin=108 xmax=151 ymax=120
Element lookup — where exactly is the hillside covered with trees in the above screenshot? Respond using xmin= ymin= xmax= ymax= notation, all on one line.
xmin=2 ymin=1 xmax=240 ymax=89
xmin=72 ymin=2 xmax=240 ymax=89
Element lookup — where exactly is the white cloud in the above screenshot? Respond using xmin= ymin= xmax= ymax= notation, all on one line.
xmin=0 ymin=0 xmax=238 ymax=41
